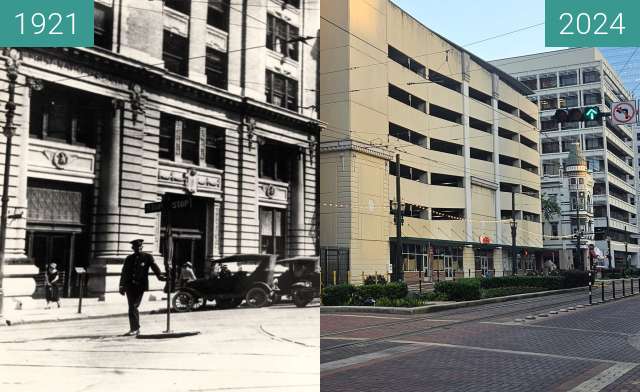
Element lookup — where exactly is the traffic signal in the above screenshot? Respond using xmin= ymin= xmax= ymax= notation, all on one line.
xmin=553 ymin=107 xmax=607 ymax=124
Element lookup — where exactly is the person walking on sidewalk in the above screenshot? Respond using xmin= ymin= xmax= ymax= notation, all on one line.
xmin=44 ymin=262 xmax=61 ymax=309
xmin=119 ymin=239 xmax=166 ymax=336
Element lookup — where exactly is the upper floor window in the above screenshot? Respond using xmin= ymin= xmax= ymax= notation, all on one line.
xmin=163 ymin=30 xmax=189 ymax=76
xmin=559 ymin=70 xmax=578 ymax=87
xmin=29 ymin=82 xmax=108 ymax=147
xmin=519 ymin=75 xmax=537 ymax=90
xmin=164 ymin=0 xmax=191 ymax=15
xmin=283 ymin=0 xmax=300 ymax=8
xmin=266 ymin=14 xmax=299 ymax=61
xmin=265 ymin=70 xmax=298 ymax=111
xmin=94 ymin=4 xmax=113 ymax=50
xmin=388 ymin=45 xmax=426 ymax=78
xmin=539 ymin=73 xmax=557 ymax=89
xmin=583 ymin=68 xmax=601 ymax=84
xmin=389 ymin=84 xmax=426 ymax=113
xmin=159 ymin=113 xmax=225 ymax=169
xmin=207 ymin=0 xmax=229 ymax=31
xmin=583 ymin=90 xmax=602 ymax=105
xmin=206 ymin=48 xmax=227 ymax=89
xmin=259 ymin=141 xmax=293 ymax=182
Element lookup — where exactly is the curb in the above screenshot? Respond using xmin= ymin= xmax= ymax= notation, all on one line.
xmin=320 ymin=286 xmax=588 ymax=315
xmin=2 ymin=308 xmax=166 ymax=327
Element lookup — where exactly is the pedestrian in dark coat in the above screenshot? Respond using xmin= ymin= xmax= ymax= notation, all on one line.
xmin=44 ymin=262 xmax=61 ymax=309
xmin=119 ymin=239 xmax=166 ymax=336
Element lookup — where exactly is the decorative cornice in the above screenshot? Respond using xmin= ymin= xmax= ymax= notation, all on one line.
xmin=320 ymin=140 xmax=394 ymax=161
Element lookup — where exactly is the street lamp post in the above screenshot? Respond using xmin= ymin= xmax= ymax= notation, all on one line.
xmin=0 ymin=48 xmax=21 ymax=321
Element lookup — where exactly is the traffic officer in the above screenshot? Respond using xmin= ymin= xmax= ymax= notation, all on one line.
xmin=119 ymin=239 xmax=166 ymax=336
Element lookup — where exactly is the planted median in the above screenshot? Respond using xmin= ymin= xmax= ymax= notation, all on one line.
xmin=321 ymin=270 xmax=592 ymax=307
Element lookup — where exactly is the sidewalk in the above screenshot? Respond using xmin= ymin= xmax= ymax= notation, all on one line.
xmin=1 ymin=291 xmax=168 ymax=327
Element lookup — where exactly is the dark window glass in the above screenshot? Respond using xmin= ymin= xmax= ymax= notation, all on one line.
xmin=539 ymin=73 xmax=557 ymax=89
xmin=259 ymin=142 xmax=292 ymax=182
xmin=207 ymin=0 xmax=229 ymax=31
xmin=29 ymin=82 xmax=105 ymax=147
xmin=164 ymin=0 xmax=191 ymax=15
xmin=206 ymin=127 xmax=224 ymax=169
xmin=284 ymin=0 xmax=300 ymax=8
xmin=163 ymin=30 xmax=189 ymax=76
xmin=265 ymin=71 xmax=298 ymax=111
xmin=159 ymin=114 xmax=176 ymax=160
xmin=205 ymin=48 xmax=227 ymax=89
xmin=519 ymin=76 xmax=537 ymax=90
xmin=559 ymin=71 xmax=577 ymax=87
xmin=94 ymin=4 xmax=113 ymax=50
xmin=267 ymin=14 xmax=299 ymax=61
xmin=182 ymin=122 xmax=199 ymax=164
xmin=583 ymin=91 xmax=602 ymax=105
xmin=583 ymin=69 xmax=600 ymax=84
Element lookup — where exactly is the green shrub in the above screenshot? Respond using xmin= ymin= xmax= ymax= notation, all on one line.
xmin=481 ymin=287 xmax=546 ymax=299
xmin=363 ymin=275 xmax=387 ymax=285
xmin=355 ymin=282 xmax=408 ymax=303
xmin=322 ymin=284 xmax=356 ymax=306
xmin=480 ymin=276 xmax=563 ymax=290
xmin=559 ymin=270 xmax=592 ymax=288
xmin=434 ymin=279 xmax=481 ymax=301
xmin=409 ymin=291 xmax=449 ymax=302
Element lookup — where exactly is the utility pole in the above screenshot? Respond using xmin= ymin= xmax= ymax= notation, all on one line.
xmin=394 ymin=154 xmax=404 ymax=282
xmin=625 ymin=225 xmax=629 ymax=272
xmin=510 ymin=190 xmax=517 ymax=275
xmin=0 ymin=49 xmax=20 ymax=321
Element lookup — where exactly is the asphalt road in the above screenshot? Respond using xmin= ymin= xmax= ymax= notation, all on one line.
xmin=321 ymin=288 xmax=640 ymax=392
xmin=0 ymin=303 xmax=319 ymax=392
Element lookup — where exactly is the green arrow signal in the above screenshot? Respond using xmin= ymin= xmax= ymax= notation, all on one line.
xmin=584 ymin=107 xmax=600 ymax=121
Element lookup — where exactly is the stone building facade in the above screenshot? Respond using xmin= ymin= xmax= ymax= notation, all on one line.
xmin=0 ymin=0 xmax=321 ymax=299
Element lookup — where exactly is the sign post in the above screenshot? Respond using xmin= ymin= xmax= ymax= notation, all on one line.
xmin=143 ymin=194 xmax=199 ymax=339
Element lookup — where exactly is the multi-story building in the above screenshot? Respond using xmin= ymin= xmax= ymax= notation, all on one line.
xmin=0 ymin=0 xmax=321 ymax=302
xmin=493 ymin=48 xmax=639 ymax=268
xmin=541 ymin=143 xmax=594 ymax=270
xmin=320 ymin=0 xmax=543 ymax=285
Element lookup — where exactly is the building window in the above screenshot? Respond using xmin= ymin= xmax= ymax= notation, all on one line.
xmin=265 ymin=70 xmax=298 ymax=111
xmin=259 ymin=141 xmax=292 ymax=182
xmin=206 ymin=127 xmax=224 ymax=169
xmin=540 ymin=95 xmax=558 ymax=111
xmin=539 ymin=73 xmax=557 ymax=89
xmin=29 ymin=82 xmax=107 ymax=147
xmin=205 ymin=48 xmax=227 ymax=89
xmin=283 ymin=0 xmax=300 ymax=8
xmin=207 ymin=0 xmax=229 ymax=31
xmin=583 ymin=69 xmax=601 ymax=84
xmin=388 ymin=45 xmax=426 ymax=78
xmin=559 ymin=70 xmax=578 ymax=87
xmin=164 ymin=0 xmax=191 ymax=15
xmin=159 ymin=114 xmax=175 ymax=160
xmin=559 ymin=92 xmax=579 ymax=108
xmin=163 ymin=30 xmax=189 ymax=76
xmin=94 ymin=4 xmax=113 ymax=50
xmin=402 ymin=244 xmax=427 ymax=272
xmin=583 ymin=90 xmax=602 ymax=105
xmin=266 ymin=14 xmax=299 ymax=61
xmin=260 ymin=207 xmax=285 ymax=257
xmin=389 ymin=84 xmax=426 ymax=113
xmin=519 ymin=75 xmax=537 ymax=90
xmin=181 ymin=121 xmax=199 ymax=164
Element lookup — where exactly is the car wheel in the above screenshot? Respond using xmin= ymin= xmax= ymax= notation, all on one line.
xmin=172 ymin=291 xmax=194 ymax=312
xmin=192 ymin=297 xmax=206 ymax=310
xmin=245 ymin=287 xmax=269 ymax=308
xmin=292 ymin=290 xmax=312 ymax=308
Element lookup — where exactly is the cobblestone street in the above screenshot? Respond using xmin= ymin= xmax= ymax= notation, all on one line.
xmin=321 ymin=290 xmax=640 ymax=391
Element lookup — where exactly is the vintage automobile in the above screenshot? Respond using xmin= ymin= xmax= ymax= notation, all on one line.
xmin=273 ymin=256 xmax=320 ymax=307
xmin=172 ymin=254 xmax=276 ymax=312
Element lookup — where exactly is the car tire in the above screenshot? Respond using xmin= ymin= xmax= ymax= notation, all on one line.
xmin=172 ymin=291 xmax=194 ymax=312
xmin=245 ymin=287 xmax=269 ymax=308
xmin=292 ymin=290 xmax=312 ymax=308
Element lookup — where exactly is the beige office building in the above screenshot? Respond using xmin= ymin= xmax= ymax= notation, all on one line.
xmin=320 ymin=0 xmax=543 ymax=284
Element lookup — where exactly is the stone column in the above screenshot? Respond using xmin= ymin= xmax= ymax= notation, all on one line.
xmin=493 ymin=247 xmax=504 ymax=277
xmin=292 ymin=148 xmax=306 ymax=256
xmin=188 ymin=0 xmax=208 ymax=84
xmin=462 ymin=245 xmax=475 ymax=278
xmin=94 ymin=100 xmax=122 ymax=258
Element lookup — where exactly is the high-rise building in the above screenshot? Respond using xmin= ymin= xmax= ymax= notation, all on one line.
xmin=320 ymin=0 xmax=543 ymax=285
xmin=493 ymin=48 xmax=639 ymax=268
xmin=0 ymin=0 xmax=321 ymax=302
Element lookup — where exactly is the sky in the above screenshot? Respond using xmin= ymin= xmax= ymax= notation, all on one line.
xmin=392 ymin=0 xmax=561 ymax=61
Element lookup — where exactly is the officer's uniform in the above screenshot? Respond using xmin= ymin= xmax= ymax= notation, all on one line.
xmin=119 ymin=239 xmax=164 ymax=333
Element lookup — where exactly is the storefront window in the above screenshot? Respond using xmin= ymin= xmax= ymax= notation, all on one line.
xmin=430 ymin=245 xmax=463 ymax=278
xmin=402 ymin=244 xmax=427 ymax=272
